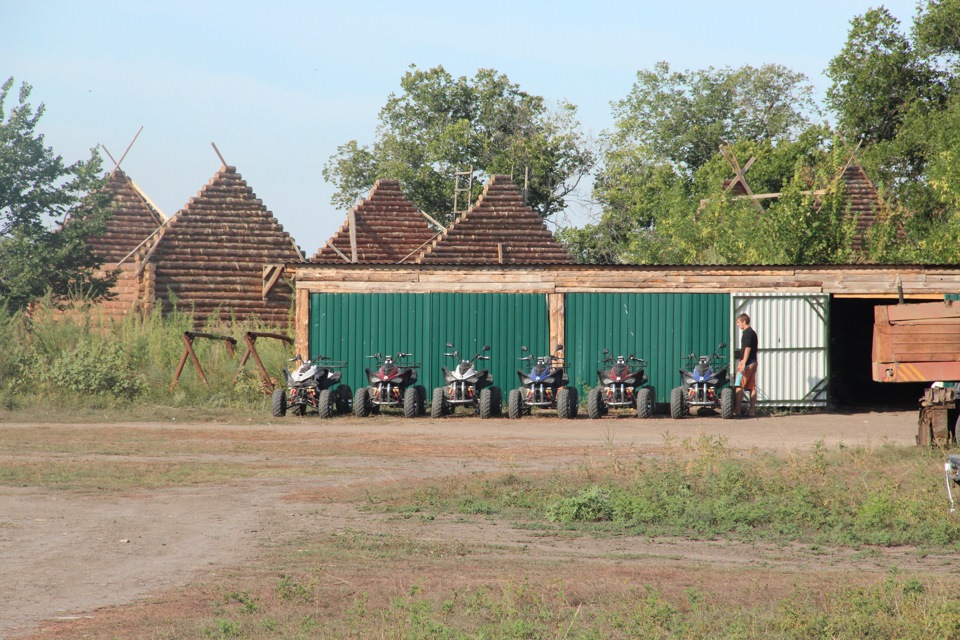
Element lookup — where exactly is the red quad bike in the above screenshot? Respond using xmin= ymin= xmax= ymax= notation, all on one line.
xmin=587 ymin=349 xmax=655 ymax=419
xmin=271 ymin=354 xmax=351 ymax=419
xmin=354 ymin=352 xmax=426 ymax=418
xmin=431 ymin=343 xmax=502 ymax=419
xmin=508 ymin=344 xmax=578 ymax=419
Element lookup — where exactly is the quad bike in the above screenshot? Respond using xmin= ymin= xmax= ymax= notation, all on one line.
xmin=508 ymin=344 xmax=577 ymax=419
xmin=669 ymin=342 xmax=734 ymax=419
xmin=271 ymin=354 xmax=351 ymax=418
xmin=587 ymin=350 xmax=655 ymax=419
xmin=431 ymin=343 xmax=502 ymax=419
xmin=354 ymin=352 xmax=426 ymax=418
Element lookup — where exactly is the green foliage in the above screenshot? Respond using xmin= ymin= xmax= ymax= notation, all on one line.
xmin=0 ymin=299 xmax=290 ymax=412
xmin=604 ymin=61 xmax=817 ymax=178
xmin=541 ymin=441 xmax=960 ymax=547
xmin=323 ymin=65 xmax=594 ymax=220
xmin=0 ymin=77 xmax=117 ymax=310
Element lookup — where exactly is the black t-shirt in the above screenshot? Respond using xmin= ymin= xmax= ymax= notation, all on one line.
xmin=740 ymin=327 xmax=758 ymax=366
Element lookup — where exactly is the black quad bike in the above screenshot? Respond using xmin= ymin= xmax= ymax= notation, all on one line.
xmin=669 ymin=343 xmax=735 ymax=419
xmin=431 ymin=343 xmax=502 ymax=419
xmin=271 ymin=354 xmax=351 ymax=419
xmin=354 ymin=352 xmax=426 ymax=418
xmin=587 ymin=350 xmax=655 ymax=419
xmin=508 ymin=345 xmax=578 ymax=419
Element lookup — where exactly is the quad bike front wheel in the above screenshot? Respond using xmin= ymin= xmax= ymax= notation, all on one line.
xmin=354 ymin=386 xmax=371 ymax=418
xmin=720 ymin=387 xmax=735 ymax=419
xmin=431 ymin=387 xmax=446 ymax=419
xmin=271 ymin=388 xmax=287 ymax=417
xmin=508 ymin=388 xmax=524 ymax=419
xmin=587 ymin=387 xmax=604 ymax=419
xmin=557 ymin=387 xmax=578 ymax=419
xmin=403 ymin=386 xmax=420 ymax=418
xmin=670 ymin=386 xmax=686 ymax=419
xmin=637 ymin=387 xmax=655 ymax=419
xmin=318 ymin=389 xmax=333 ymax=419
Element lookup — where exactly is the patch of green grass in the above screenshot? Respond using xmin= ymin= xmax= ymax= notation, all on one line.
xmin=373 ymin=438 xmax=960 ymax=549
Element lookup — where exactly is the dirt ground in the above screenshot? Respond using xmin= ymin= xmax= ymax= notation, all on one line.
xmin=0 ymin=409 xmax=932 ymax=638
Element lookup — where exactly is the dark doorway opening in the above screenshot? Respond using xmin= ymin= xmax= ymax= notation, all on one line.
xmin=829 ymin=297 xmax=927 ymax=409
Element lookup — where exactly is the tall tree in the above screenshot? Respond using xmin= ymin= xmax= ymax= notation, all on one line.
xmin=323 ymin=65 xmax=594 ymax=218
xmin=825 ymin=7 xmax=945 ymax=145
xmin=0 ymin=78 xmax=115 ymax=310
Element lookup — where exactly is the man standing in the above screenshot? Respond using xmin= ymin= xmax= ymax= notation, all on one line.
xmin=735 ymin=313 xmax=758 ymax=417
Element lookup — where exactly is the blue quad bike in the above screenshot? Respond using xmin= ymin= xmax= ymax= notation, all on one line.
xmin=507 ymin=344 xmax=578 ymax=419
xmin=670 ymin=342 xmax=735 ymax=419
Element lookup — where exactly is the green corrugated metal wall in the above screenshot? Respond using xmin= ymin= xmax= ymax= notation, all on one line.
xmin=309 ymin=293 xmax=549 ymax=394
xmin=565 ymin=293 xmax=731 ymax=404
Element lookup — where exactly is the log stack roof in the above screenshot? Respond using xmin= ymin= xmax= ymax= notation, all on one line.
xmin=311 ymin=179 xmax=438 ymax=264
xmin=144 ymin=165 xmax=303 ymax=326
xmin=842 ymin=159 xmax=889 ymax=253
xmin=87 ymin=169 xmax=166 ymax=263
xmin=418 ymin=175 xmax=574 ymax=265
xmin=85 ymin=169 xmax=166 ymax=319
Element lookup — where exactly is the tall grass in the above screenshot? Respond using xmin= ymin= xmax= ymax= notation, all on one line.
xmin=0 ymin=298 xmax=293 ymax=413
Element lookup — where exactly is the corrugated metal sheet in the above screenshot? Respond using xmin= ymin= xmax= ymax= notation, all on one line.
xmin=732 ymin=293 xmax=829 ymax=406
xmin=309 ymin=293 xmax=549 ymax=394
xmin=565 ymin=293 xmax=731 ymax=404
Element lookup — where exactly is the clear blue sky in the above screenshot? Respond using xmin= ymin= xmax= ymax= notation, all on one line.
xmin=4 ymin=1 xmax=920 ymax=255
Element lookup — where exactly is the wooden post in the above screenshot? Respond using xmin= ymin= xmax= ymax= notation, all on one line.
xmin=234 ymin=331 xmax=293 ymax=389
xmin=295 ymin=287 xmax=310 ymax=359
xmin=169 ymin=331 xmax=237 ymax=390
xmin=548 ymin=293 xmax=565 ymax=351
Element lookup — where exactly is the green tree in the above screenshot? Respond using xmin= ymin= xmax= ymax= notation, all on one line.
xmin=826 ymin=7 xmax=945 ymax=145
xmin=0 ymin=77 xmax=115 ymax=310
xmin=602 ymin=62 xmax=817 ymax=178
xmin=322 ymin=65 xmax=594 ymax=218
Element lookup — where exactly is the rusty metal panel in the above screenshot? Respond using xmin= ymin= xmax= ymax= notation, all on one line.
xmin=732 ymin=293 xmax=829 ymax=407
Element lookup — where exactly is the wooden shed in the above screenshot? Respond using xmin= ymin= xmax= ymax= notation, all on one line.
xmin=86 ymin=168 xmax=166 ymax=319
xmin=290 ymin=262 xmax=960 ymax=410
xmin=138 ymin=164 xmax=303 ymax=327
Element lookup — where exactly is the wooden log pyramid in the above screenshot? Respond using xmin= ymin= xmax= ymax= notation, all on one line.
xmin=86 ymin=169 xmax=166 ymax=318
xmin=144 ymin=165 xmax=303 ymax=326
xmin=841 ymin=159 xmax=890 ymax=253
xmin=311 ymin=179 xmax=437 ymax=263
xmin=418 ymin=175 xmax=574 ymax=264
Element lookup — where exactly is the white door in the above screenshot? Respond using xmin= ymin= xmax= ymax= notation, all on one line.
xmin=732 ymin=293 xmax=829 ymax=407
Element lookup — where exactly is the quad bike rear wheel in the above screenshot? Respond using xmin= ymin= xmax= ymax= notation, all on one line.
xmin=403 ymin=386 xmax=420 ymax=418
xmin=637 ymin=387 xmax=655 ymax=419
xmin=416 ymin=385 xmax=427 ymax=416
xmin=271 ymin=388 xmax=286 ymax=417
xmin=489 ymin=386 xmax=502 ymax=416
xmin=318 ymin=389 xmax=333 ymax=419
xmin=335 ymin=385 xmax=353 ymax=414
xmin=431 ymin=387 xmax=446 ymax=419
xmin=670 ymin=386 xmax=686 ymax=419
xmin=557 ymin=387 xmax=578 ymax=419
xmin=354 ymin=386 xmax=371 ymax=418
xmin=479 ymin=387 xmax=500 ymax=419
xmin=587 ymin=387 xmax=604 ymax=419
xmin=508 ymin=388 xmax=523 ymax=419
xmin=720 ymin=387 xmax=735 ymax=419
